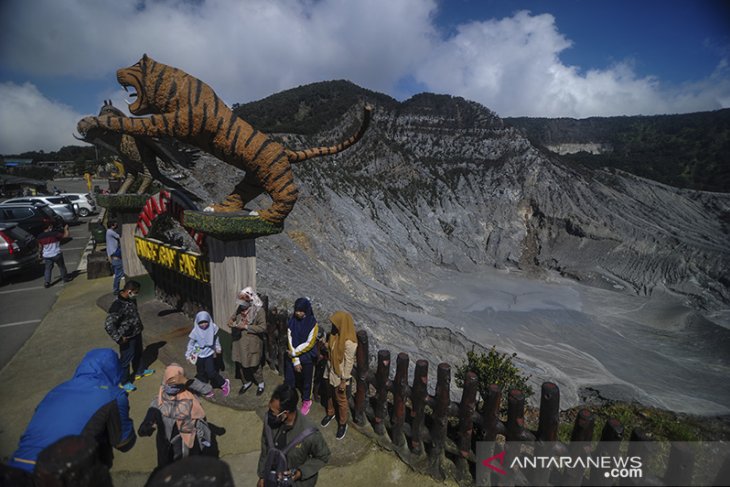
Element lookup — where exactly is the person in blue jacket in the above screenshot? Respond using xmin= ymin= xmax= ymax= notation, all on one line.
xmin=285 ymin=297 xmax=320 ymax=416
xmin=8 ymin=348 xmax=136 ymax=472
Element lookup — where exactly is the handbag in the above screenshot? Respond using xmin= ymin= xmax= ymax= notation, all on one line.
xmin=231 ymin=326 xmax=242 ymax=341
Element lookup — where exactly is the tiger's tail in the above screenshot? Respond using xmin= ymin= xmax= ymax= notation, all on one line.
xmin=285 ymin=105 xmax=372 ymax=163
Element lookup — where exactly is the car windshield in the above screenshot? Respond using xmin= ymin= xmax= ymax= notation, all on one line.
xmin=46 ymin=197 xmax=65 ymax=204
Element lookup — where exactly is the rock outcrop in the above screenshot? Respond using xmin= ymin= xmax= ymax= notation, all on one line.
xmin=161 ymin=85 xmax=730 ymax=413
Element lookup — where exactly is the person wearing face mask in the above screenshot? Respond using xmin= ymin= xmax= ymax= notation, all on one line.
xmin=137 ymin=364 xmax=212 ymax=469
xmin=257 ymin=384 xmax=330 ymax=487
xmin=185 ymin=311 xmax=230 ymax=398
xmin=103 ymin=280 xmax=154 ymax=392
xmin=228 ymin=286 xmax=267 ymax=396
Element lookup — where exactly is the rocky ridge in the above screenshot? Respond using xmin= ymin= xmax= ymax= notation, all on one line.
xmin=170 ymin=84 xmax=729 ymax=410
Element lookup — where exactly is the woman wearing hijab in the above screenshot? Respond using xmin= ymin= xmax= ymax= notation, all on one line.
xmin=185 ymin=311 xmax=230 ymax=397
xmin=228 ymin=286 xmax=267 ymax=396
xmin=137 ymin=363 xmax=211 ymax=468
xmin=285 ymin=297 xmax=319 ymax=416
xmin=320 ymin=311 xmax=358 ymax=440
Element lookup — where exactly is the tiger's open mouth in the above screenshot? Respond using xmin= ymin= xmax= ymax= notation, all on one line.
xmin=117 ymin=68 xmax=146 ymax=115
xmin=121 ymin=82 xmax=143 ymax=113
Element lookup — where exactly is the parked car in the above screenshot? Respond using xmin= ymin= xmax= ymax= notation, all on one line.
xmin=60 ymin=193 xmax=97 ymax=217
xmin=2 ymin=196 xmax=79 ymax=224
xmin=0 ymin=203 xmax=64 ymax=236
xmin=0 ymin=222 xmax=40 ymax=284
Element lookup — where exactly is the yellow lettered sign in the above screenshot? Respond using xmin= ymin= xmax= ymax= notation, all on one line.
xmin=135 ymin=236 xmax=209 ymax=283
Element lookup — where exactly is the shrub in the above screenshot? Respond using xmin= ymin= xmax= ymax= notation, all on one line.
xmin=455 ymin=346 xmax=534 ymax=408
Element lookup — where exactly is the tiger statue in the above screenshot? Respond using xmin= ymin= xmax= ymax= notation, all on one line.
xmin=77 ymin=54 xmax=371 ymax=225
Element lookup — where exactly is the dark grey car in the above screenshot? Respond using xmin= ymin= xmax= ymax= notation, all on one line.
xmin=0 ymin=222 xmax=40 ymax=284
xmin=2 ymin=196 xmax=79 ymax=224
xmin=0 ymin=203 xmax=64 ymax=236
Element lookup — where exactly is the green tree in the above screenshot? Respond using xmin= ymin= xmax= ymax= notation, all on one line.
xmin=455 ymin=346 xmax=534 ymax=407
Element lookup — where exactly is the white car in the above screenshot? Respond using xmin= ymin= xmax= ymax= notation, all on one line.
xmin=60 ymin=193 xmax=97 ymax=217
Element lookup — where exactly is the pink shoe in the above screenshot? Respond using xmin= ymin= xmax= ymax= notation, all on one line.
xmin=301 ymin=399 xmax=312 ymax=416
xmin=205 ymin=390 xmax=215 ymax=398
xmin=221 ymin=379 xmax=230 ymax=397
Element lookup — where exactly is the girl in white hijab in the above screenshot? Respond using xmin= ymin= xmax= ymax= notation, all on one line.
xmin=185 ymin=311 xmax=230 ymax=397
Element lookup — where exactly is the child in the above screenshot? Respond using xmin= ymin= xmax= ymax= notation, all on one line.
xmin=138 ymin=364 xmax=212 ymax=468
xmin=185 ymin=311 xmax=230 ymax=397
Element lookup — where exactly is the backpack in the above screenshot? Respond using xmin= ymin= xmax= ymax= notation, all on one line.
xmin=263 ymin=423 xmax=317 ymax=487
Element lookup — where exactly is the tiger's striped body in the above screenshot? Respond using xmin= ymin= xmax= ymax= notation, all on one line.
xmin=77 ymin=54 xmax=371 ymax=225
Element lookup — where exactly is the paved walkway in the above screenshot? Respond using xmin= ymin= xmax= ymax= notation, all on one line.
xmin=0 ymin=274 xmax=458 ymax=487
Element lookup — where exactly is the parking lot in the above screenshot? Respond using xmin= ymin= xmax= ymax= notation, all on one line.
xmin=0 ymin=178 xmax=106 ymax=369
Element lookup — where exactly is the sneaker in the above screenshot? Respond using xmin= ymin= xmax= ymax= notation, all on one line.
xmin=336 ymin=423 xmax=348 ymax=440
xmin=321 ymin=414 xmax=335 ymax=428
xmin=134 ymin=369 xmax=155 ymax=381
xmin=239 ymin=382 xmax=253 ymax=395
xmin=256 ymin=384 xmax=265 ymax=396
xmin=44 ymin=283 xmax=51 ymax=288
xmin=121 ymin=382 xmax=137 ymax=393
xmin=205 ymin=390 xmax=215 ymax=398
xmin=221 ymin=379 xmax=230 ymax=397
xmin=301 ymin=400 xmax=312 ymax=416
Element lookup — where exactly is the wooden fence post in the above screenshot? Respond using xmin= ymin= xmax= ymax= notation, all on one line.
xmin=353 ymin=330 xmax=369 ymax=426
xmin=373 ymin=350 xmax=391 ymax=436
xmin=481 ymin=384 xmax=502 ymax=441
xmin=410 ymin=359 xmax=429 ymax=454
xmin=506 ymin=389 xmax=529 ymax=441
xmin=456 ymin=370 xmax=478 ymax=482
xmin=391 ymin=352 xmax=409 ymax=447
xmin=529 ymin=382 xmax=562 ymax=486
xmin=588 ymin=418 xmax=624 ymax=486
xmin=458 ymin=371 xmax=478 ymax=456
xmin=429 ymin=363 xmax=451 ymax=479
xmin=537 ymin=382 xmax=560 ymax=441
xmin=555 ymin=409 xmax=596 ymax=487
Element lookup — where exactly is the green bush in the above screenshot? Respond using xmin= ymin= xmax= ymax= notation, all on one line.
xmin=455 ymin=346 xmax=534 ymax=407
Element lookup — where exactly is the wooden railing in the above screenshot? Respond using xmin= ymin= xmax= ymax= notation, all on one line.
xmin=264 ymin=308 xmax=729 ymax=486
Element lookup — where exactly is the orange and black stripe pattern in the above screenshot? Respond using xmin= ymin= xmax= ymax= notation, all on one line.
xmin=77 ymin=54 xmax=371 ymax=225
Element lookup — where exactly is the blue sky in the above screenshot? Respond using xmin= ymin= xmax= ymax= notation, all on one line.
xmin=1 ymin=0 xmax=728 ymax=153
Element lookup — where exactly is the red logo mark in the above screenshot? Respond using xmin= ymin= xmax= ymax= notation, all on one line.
xmin=482 ymin=450 xmax=507 ymax=475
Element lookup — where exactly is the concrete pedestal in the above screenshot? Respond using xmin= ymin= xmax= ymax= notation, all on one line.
xmin=119 ymin=213 xmax=146 ymax=277
xmin=96 ymin=194 xmax=150 ymax=278
xmin=207 ymin=237 xmax=256 ymax=330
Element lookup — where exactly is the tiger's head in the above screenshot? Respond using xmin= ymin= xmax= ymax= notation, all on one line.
xmin=117 ymin=54 xmax=186 ymax=116
xmin=117 ymin=54 xmax=153 ymax=115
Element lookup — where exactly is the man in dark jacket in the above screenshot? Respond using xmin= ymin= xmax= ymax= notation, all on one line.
xmin=257 ymin=384 xmax=330 ymax=487
xmin=104 ymin=280 xmax=154 ymax=392
xmin=8 ymin=348 xmax=136 ymax=472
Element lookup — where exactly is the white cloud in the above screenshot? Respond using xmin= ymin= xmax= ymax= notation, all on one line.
xmin=1 ymin=0 xmax=729 ymax=154
xmin=415 ymin=10 xmax=730 ymax=118
xmin=0 ymin=0 xmax=438 ymax=104
xmin=0 ymin=82 xmax=83 ymax=154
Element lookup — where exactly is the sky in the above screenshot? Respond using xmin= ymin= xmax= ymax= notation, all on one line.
xmin=1 ymin=0 xmax=729 ymax=154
